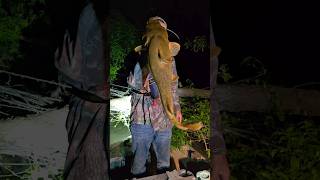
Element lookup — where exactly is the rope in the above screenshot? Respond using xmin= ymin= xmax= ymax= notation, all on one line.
xmin=0 ymin=70 xmax=130 ymax=92
xmin=0 ymin=70 xmax=71 ymax=88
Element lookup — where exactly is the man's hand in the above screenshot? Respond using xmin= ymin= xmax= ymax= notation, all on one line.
xmin=176 ymin=110 xmax=183 ymax=123
xmin=213 ymin=154 xmax=230 ymax=180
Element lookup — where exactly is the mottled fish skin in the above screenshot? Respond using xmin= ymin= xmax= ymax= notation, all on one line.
xmin=143 ymin=19 xmax=203 ymax=132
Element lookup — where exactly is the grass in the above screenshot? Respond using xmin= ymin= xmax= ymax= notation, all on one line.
xmin=222 ymin=112 xmax=320 ymax=180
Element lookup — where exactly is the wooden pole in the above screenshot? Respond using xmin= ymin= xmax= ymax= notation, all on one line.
xmin=210 ymin=16 xmax=219 ymax=180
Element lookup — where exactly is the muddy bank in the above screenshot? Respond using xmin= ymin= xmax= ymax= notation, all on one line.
xmin=0 ymin=107 xmax=69 ymax=175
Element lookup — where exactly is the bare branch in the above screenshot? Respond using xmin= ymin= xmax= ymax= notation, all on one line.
xmin=0 ymin=164 xmax=24 ymax=178
xmin=0 ymin=70 xmax=71 ymax=88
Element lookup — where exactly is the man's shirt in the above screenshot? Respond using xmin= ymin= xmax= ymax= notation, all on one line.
xmin=127 ymin=60 xmax=180 ymax=131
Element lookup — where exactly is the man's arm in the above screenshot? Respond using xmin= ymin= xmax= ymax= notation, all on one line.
xmin=171 ymin=60 xmax=182 ymax=120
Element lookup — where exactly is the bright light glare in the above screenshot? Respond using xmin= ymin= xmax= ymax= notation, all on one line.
xmin=110 ymin=95 xmax=131 ymax=127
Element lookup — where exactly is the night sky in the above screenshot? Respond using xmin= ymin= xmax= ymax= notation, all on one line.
xmin=212 ymin=0 xmax=320 ymax=87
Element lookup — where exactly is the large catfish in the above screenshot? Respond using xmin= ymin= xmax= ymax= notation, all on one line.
xmin=139 ymin=18 xmax=203 ymax=131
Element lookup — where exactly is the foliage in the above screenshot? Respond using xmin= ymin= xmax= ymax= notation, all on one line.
xmin=109 ymin=10 xmax=139 ymax=82
xmin=217 ymin=56 xmax=270 ymax=85
xmin=171 ymin=97 xmax=210 ymax=157
xmin=214 ymin=51 xmax=319 ymax=179
xmin=237 ymin=56 xmax=268 ymax=85
xmin=0 ymin=16 xmax=28 ymax=68
xmin=0 ymin=0 xmax=46 ymax=69
xmin=184 ymin=79 xmax=195 ymax=88
xmin=171 ymin=79 xmax=210 ymax=156
xmin=240 ymin=56 xmax=266 ymax=73
xmin=222 ymin=112 xmax=320 ymax=180
xmin=183 ymin=35 xmax=207 ymax=52
xmin=218 ymin=64 xmax=233 ymax=83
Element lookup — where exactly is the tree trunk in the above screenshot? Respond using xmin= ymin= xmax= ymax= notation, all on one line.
xmin=54 ymin=2 xmax=109 ymax=179
xmin=210 ymin=17 xmax=225 ymax=180
xmin=178 ymin=85 xmax=320 ymax=117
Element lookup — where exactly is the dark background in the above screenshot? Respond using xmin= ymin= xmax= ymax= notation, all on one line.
xmin=212 ymin=0 xmax=320 ymax=87
xmin=111 ymin=0 xmax=320 ymax=89
xmin=10 ymin=0 xmax=320 ymax=89
xmin=111 ymin=0 xmax=211 ymax=88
